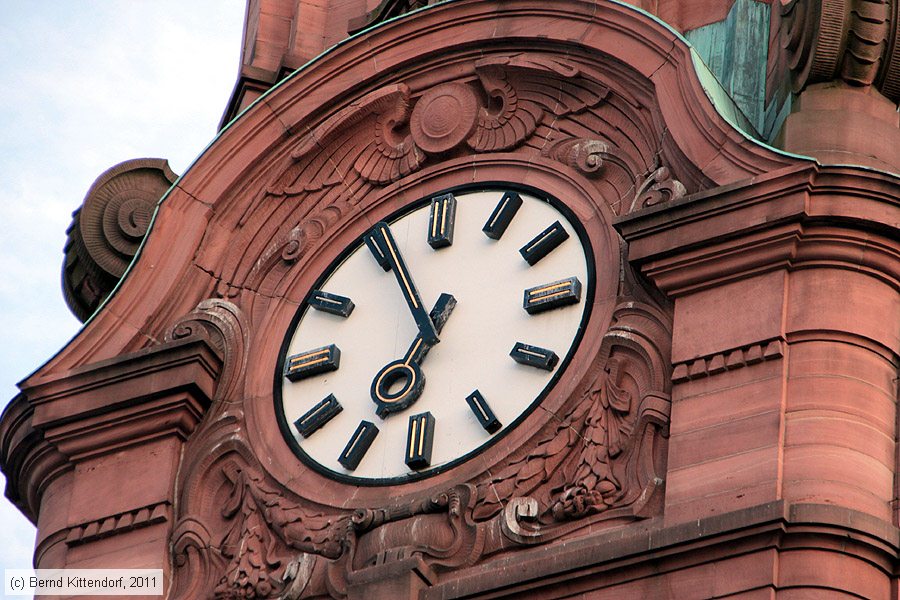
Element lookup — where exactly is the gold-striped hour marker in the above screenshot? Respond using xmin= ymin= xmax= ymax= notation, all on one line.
xmin=338 ymin=420 xmax=379 ymax=470
xmin=524 ymin=276 xmax=582 ymax=314
xmin=483 ymin=191 xmax=523 ymax=240
xmin=309 ymin=290 xmax=355 ymax=317
xmin=466 ymin=390 xmax=502 ymax=433
xmin=284 ymin=344 xmax=341 ymax=381
xmin=294 ymin=394 xmax=343 ymax=438
xmin=428 ymin=193 xmax=456 ymax=249
xmin=519 ymin=221 xmax=569 ymax=265
xmin=405 ymin=412 xmax=435 ymax=470
xmin=510 ymin=342 xmax=559 ymax=371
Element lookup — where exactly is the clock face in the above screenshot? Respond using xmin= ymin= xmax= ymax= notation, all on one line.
xmin=275 ymin=187 xmax=593 ymax=483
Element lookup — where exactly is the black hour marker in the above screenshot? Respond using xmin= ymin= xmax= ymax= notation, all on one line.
xmin=519 ymin=221 xmax=569 ymax=265
xmin=284 ymin=344 xmax=341 ymax=381
xmin=406 ymin=412 xmax=435 ymax=470
xmin=428 ymin=193 xmax=456 ymax=249
xmin=482 ymin=191 xmax=523 ymax=240
xmin=524 ymin=277 xmax=582 ymax=314
xmin=294 ymin=394 xmax=343 ymax=438
xmin=309 ymin=290 xmax=355 ymax=317
xmin=510 ymin=342 xmax=559 ymax=371
xmin=339 ymin=420 xmax=379 ymax=470
xmin=466 ymin=390 xmax=501 ymax=433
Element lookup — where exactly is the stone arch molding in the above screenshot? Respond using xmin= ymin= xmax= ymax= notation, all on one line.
xmin=31 ymin=0 xmax=800 ymax=375
xmin=15 ymin=1 xmax=808 ymax=597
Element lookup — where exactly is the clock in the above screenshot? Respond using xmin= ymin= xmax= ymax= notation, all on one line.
xmin=275 ymin=186 xmax=593 ymax=483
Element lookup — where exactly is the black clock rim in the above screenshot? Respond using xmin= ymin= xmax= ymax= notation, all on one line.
xmin=273 ymin=181 xmax=598 ymax=487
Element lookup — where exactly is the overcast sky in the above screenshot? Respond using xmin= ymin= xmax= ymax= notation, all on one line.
xmin=0 ymin=0 xmax=245 ymax=579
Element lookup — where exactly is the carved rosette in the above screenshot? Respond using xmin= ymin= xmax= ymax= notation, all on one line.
xmin=410 ymin=82 xmax=480 ymax=153
xmin=780 ymin=0 xmax=900 ymax=100
xmin=62 ymin=158 xmax=177 ymax=321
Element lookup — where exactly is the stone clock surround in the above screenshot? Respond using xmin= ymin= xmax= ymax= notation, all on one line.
xmin=1 ymin=0 xmax=898 ymax=598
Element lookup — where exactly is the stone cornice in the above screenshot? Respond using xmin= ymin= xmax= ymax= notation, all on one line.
xmin=423 ymin=501 xmax=900 ymax=599
xmin=615 ymin=164 xmax=900 ymax=297
xmin=0 ymin=334 xmax=223 ymax=521
xmin=0 ymin=395 xmax=69 ymax=522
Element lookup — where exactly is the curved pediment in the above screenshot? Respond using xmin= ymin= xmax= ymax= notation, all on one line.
xmin=23 ymin=0 xmax=803 ymax=381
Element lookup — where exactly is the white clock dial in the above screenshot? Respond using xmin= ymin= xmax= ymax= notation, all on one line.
xmin=277 ymin=188 xmax=591 ymax=482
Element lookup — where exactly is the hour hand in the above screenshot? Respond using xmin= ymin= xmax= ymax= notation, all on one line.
xmin=365 ymin=222 xmax=440 ymax=345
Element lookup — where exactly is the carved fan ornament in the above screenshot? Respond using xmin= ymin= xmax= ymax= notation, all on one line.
xmin=268 ymin=54 xmax=611 ymax=196
xmin=170 ymin=52 xmax=678 ymax=598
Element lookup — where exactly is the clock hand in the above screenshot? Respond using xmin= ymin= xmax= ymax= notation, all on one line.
xmin=365 ymin=221 xmax=440 ymax=345
xmin=371 ymin=293 xmax=456 ymax=418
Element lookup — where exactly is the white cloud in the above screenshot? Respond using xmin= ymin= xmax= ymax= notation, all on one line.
xmin=0 ymin=0 xmax=245 ymax=576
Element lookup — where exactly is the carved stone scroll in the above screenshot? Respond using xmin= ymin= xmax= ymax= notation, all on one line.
xmin=540 ymin=137 xmax=611 ymax=175
xmin=630 ymin=166 xmax=687 ymax=212
xmin=62 ymin=158 xmax=177 ymax=321
xmin=468 ymin=55 xmax=609 ymax=152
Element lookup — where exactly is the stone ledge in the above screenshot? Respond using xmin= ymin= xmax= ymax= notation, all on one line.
xmin=424 ymin=501 xmax=900 ymax=599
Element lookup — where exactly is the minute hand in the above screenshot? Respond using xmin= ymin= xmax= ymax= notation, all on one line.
xmin=365 ymin=222 xmax=440 ymax=345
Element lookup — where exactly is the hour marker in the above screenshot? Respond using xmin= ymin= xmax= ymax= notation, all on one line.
xmin=519 ymin=221 xmax=569 ymax=265
xmin=482 ymin=191 xmax=523 ymax=240
xmin=339 ymin=420 xmax=379 ymax=470
xmin=406 ymin=412 xmax=435 ymax=470
xmin=510 ymin=342 xmax=559 ymax=371
xmin=309 ymin=290 xmax=355 ymax=317
xmin=284 ymin=344 xmax=341 ymax=381
xmin=428 ymin=193 xmax=456 ymax=249
xmin=294 ymin=394 xmax=343 ymax=438
xmin=466 ymin=390 xmax=501 ymax=433
xmin=524 ymin=276 xmax=582 ymax=314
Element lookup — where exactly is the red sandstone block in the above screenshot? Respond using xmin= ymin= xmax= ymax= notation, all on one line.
xmin=782 ymin=445 xmax=892 ymax=520
xmin=778 ymin=548 xmax=891 ymax=600
xmin=787 ymin=339 xmax=897 ymax=398
xmin=671 ymin=370 xmax=784 ymax=435
xmin=259 ymin=0 xmax=296 ymax=19
xmin=783 ymin=478 xmax=891 ymax=524
xmin=656 ymin=0 xmax=737 ymax=32
xmin=664 ymin=480 xmax=777 ymax=524
xmin=718 ymin=589 xmax=775 ymax=600
xmin=786 ymin=376 xmax=895 ymax=434
xmin=68 ymin=437 xmax=181 ymax=526
xmin=668 ymin=409 xmax=781 ymax=471
xmin=711 ymin=550 xmax=778 ymax=598
xmin=787 ymin=269 xmax=899 ymax=356
xmin=666 ymin=446 xmax=779 ymax=506
xmin=673 ymin=271 xmax=786 ymax=362
xmin=784 ymin=410 xmax=894 ymax=469
xmin=64 ymin=525 xmax=167 ymax=569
